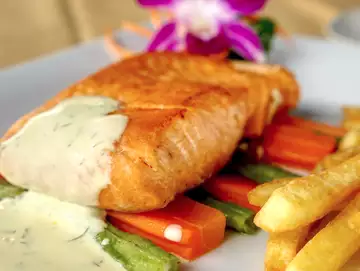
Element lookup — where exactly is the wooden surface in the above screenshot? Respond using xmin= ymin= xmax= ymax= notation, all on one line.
xmin=0 ymin=0 xmax=359 ymax=68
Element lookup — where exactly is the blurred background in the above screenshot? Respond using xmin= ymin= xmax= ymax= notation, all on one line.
xmin=0 ymin=0 xmax=359 ymax=68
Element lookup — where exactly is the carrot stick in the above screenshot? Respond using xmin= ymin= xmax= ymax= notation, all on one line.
xmin=203 ymin=175 xmax=260 ymax=212
xmin=263 ymin=124 xmax=337 ymax=170
xmin=264 ymin=145 xmax=327 ymax=171
xmin=274 ymin=114 xmax=347 ymax=138
xmin=107 ymin=210 xmax=196 ymax=245
xmin=265 ymin=125 xmax=337 ymax=151
xmin=108 ymin=195 xmax=226 ymax=261
xmin=111 ymin=222 xmax=198 ymax=260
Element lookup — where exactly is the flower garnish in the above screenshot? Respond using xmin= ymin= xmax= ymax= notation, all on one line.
xmin=138 ymin=0 xmax=268 ymax=62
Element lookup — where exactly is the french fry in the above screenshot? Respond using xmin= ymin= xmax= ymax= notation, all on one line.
xmin=339 ymin=130 xmax=360 ymax=151
xmin=343 ymin=106 xmax=360 ymax=130
xmin=305 ymin=211 xmax=339 ymax=243
xmin=249 ymin=148 xmax=360 ymax=208
xmin=342 ymin=249 xmax=360 ymax=271
xmin=315 ymin=146 xmax=360 ymax=172
xmin=341 ymin=107 xmax=360 ymax=152
xmin=254 ymin=153 xmax=360 ymax=232
xmin=250 ymin=180 xmax=310 ymax=271
xmin=287 ymin=193 xmax=360 ymax=271
xmin=250 ymin=180 xmax=354 ymax=213
xmin=248 ymin=178 xmax=293 ymax=207
xmin=265 ymin=227 xmax=310 ymax=271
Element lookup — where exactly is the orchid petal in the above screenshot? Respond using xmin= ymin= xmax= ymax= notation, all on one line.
xmin=224 ymin=22 xmax=265 ymax=62
xmin=147 ymin=21 xmax=177 ymax=51
xmin=226 ymin=0 xmax=267 ymax=15
xmin=165 ymin=40 xmax=180 ymax=51
xmin=137 ymin=0 xmax=174 ymax=7
xmin=186 ymin=32 xmax=229 ymax=55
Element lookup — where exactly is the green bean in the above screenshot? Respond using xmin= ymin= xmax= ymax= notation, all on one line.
xmin=203 ymin=197 xmax=258 ymax=234
xmin=97 ymin=224 xmax=179 ymax=271
xmin=235 ymin=163 xmax=299 ymax=183
xmin=0 ymin=180 xmax=25 ymax=200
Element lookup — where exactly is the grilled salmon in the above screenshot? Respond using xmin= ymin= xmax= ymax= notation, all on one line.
xmin=0 ymin=52 xmax=299 ymax=212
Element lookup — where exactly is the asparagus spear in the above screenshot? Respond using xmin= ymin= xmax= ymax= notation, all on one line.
xmin=187 ymin=188 xmax=258 ymax=234
xmin=202 ymin=197 xmax=258 ymax=234
xmin=97 ymin=224 xmax=179 ymax=271
xmin=234 ymin=163 xmax=299 ymax=183
xmin=0 ymin=181 xmax=25 ymax=199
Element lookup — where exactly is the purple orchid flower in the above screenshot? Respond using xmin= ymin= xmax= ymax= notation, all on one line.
xmin=138 ymin=0 xmax=267 ymax=62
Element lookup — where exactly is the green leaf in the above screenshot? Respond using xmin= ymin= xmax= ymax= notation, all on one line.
xmin=227 ymin=17 xmax=277 ymax=61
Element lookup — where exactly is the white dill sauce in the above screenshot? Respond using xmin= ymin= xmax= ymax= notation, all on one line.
xmin=0 ymin=96 xmax=128 ymax=205
xmin=0 ymin=191 xmax=123 ymax=271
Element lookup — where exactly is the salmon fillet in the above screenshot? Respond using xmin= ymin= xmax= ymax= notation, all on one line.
xmin=1 ymin=52 xmax=299 ymax=212
xmin=231 ymin=61 xmax=300 ymax=108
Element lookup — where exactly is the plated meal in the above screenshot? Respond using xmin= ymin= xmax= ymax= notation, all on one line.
xmin=0 ymin=50 xmax=359 ymax=271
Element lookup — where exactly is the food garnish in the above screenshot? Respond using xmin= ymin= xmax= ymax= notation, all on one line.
xmin=105 ymin=0 xmax=285 ymax=63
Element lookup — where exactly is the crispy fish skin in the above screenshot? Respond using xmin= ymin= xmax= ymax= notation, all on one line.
xmin=1 ymin=53 xmax=299 ymax=212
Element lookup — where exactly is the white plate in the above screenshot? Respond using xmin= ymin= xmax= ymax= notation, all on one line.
xmin=327 ymin=8 xmax=360 ymax=45
xmin=1 ymin=35 xmax=360 ymax=271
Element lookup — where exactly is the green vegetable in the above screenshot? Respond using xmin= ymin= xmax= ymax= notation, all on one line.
xmin=0 ymin=180 xmax=25 ymax=200
xmin=187 ymin=188 xmax=258 ymax=234
xmin=97 ymin=224 xmax=179 ymax=271
xmin=252 ymin=17 xmax=277 ymax=53
xmin=228 ymin=17 xmax=276 ymax=60
xmin=335 ymin=136 xmax=343 ymax=147
xmin=203 ymin=197 xmax=258 ymax=234
xmin=235 ymin=163 xmax=299 ymax=183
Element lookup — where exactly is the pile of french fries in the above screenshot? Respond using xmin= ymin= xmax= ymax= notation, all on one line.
xmin=248 ymin=145 xmax=360 ymax=271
